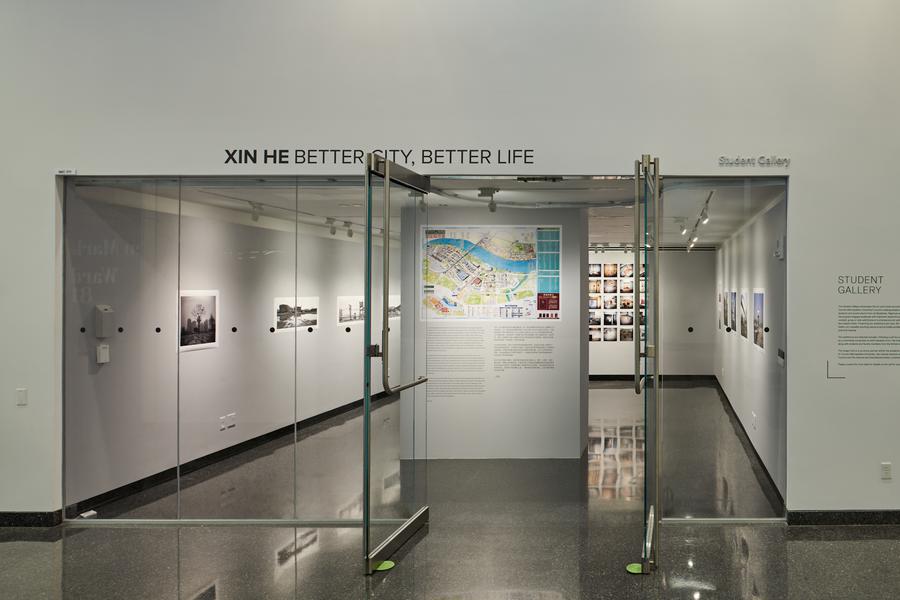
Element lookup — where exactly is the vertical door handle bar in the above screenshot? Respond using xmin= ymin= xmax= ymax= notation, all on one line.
xmin=375 ymin=155 xmax=428 ymax=396
xmin=633 ymin=159 xmax=644 ymax=394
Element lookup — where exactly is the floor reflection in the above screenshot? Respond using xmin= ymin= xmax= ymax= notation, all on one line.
xmin=588 ymin=385 xmax=645 ymax=503
xmin=588 ymin=379 xmax=782 ymax=519
xmin=86 ymin=398 xmax=413 ymax=524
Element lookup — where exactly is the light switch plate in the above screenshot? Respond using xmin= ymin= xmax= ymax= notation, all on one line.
xmin=15 ymin=388 xmax=27 ymax=406
xmin=881 ymin=462 xmax=892 ymax=480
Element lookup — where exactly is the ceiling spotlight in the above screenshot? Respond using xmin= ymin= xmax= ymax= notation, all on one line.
xmin=680 ymin=223 xmax=688 ymax=236
xmin=325 ymin=217 xmax=336 ymax=236
xmin=344 ymin=221 xmax=353 ymax=238
xmin=249 ymin=201 xmax=263 ymax=222
xmin=691 ymin=235 xmax=699 ymax=243
xmin=479 ymin=187 xmax=499 ymax=213
xmin=701 ymin=207 xmax=709 ymax=224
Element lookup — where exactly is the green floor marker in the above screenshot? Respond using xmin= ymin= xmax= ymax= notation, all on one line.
xmin=626 ymin=563 xmax=643 ymax=574
xmin=374 ymin=560 xmax=395 ymax=572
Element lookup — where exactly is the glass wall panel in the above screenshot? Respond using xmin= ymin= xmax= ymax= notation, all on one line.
xmin=176 ymin=178 xmax=298 ymax=519
xmin=64 ymin=178 xmax=180 ymax=519
xmin=294 ymin=177 xmax=367 ymax=522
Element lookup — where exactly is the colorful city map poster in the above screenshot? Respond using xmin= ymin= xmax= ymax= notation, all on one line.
xmin=421 ymin=225 xmax=561 ymax=320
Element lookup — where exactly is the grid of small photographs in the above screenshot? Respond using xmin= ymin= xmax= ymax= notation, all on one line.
xmin=588 ymin=262 xmax=645 ymax=342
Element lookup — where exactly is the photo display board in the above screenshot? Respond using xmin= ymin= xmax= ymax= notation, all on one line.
xmin=422 ymin=225 xmax=561 ymax=320
xmin=588 ymin=262 xmax=645 ymax=342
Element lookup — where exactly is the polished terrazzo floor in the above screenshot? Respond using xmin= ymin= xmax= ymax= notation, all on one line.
xmin=4 ymin=382 xmax=898 ymax=598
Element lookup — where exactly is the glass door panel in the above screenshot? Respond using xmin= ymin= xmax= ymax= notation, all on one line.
xmin=294 ymin=177 xmax=367 ymax=523
xmin=635 ymin=156 xmax=661 ymax=572
xmin=364 ymin=156 xmax=429 ymax=572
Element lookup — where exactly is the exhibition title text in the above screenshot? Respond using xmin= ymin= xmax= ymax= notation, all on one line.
xmin=837 ymin=275 xmax=884 ymax=295
xmin=224 ymin=148 xmax=534 ymax=167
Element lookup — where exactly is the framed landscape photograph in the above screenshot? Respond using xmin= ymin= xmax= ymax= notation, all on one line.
xmin=273 ymin=296 xmax=319 ymax=332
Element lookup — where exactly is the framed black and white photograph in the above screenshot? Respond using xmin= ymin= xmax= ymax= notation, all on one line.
xmin=337 ymin=295 xmax=365 ymax=324
xmin=619 ymin=327 xmax=634 ymax=342
xmin=603 ymin=311 xmax=618 ymax=326
xmin=180 ymin=290 xmax=219 ymax=351
xmin=274 ymin=296 xmax=319 ymax=332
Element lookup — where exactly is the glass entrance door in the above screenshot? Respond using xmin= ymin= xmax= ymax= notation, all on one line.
xmin=634 ymin=155 xmax=661 ymax=573
xmin=363 ymin=155 xmax=430 ymax=573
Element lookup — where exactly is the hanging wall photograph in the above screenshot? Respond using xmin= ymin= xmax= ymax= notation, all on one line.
xmin=337 ymin=295 xmax=365 ymax=324
xmin=740 ymin=291 xmax=748 ymax=338
xmin=753 ymin=289 xmax=765 ymax=349
xmin=180 ymin=290 xmax=219 ymax=351
xmin=273 ymin=296 xmax=319 ymax=331
xmin=729 ymin=291 xmax=737 ymax=331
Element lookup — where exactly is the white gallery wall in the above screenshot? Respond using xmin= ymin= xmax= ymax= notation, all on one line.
xmin=715 ymin=198 xmax=788 ymax=496
xmin=2 ymin=1 xmax=900 ymax=513
xmin=589 ymin=250 xmax=716 ymax=375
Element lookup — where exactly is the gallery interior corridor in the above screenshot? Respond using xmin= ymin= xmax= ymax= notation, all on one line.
xmin=4 ymin=382 xmax=900 ymax=598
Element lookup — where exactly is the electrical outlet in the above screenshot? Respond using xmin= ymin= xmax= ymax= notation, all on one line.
xmin=881 ymin=462 xmax=892 ymax=480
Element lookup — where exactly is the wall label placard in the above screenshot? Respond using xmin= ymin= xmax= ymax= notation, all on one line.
xmin=834 ymin=274 xmax=900 ymax=368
